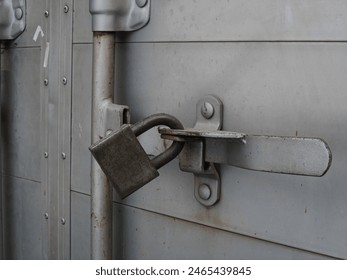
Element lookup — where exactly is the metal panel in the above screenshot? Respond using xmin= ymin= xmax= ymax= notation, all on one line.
xmin=1 ymin=0 xmax=74 ymax=260
xmin=71 ymin=191 xmax=332 ymax=259
xmin=73 ymin=0 xmax=347 ymax=43
xmin=57 ymin=0 xmax=73 ymax=259
xmin=1 ymin=8 xmax=46 ymax=260
xmin=112 ymin=203 xmax=333 ymax=259
xmin=2 ymin=175 xmax=43 ymax=259
xmin=112 ymin=42 xmax=347 ymax=259
xmin=71 ymin=191 xmax=91 ymax=260
xmin=1 ymin=48 xmax=41 ymax=181
xmin=71 ymin=44 xmax=92 ymax=195
xmin=70 ymin=0 xmax=347 ymax=260
xmin=42 ymin=0 xmax=73 ymax=259
xmin=73 ymin=0 xmax=93 ymax=44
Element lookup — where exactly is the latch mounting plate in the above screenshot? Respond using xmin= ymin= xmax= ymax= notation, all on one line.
xmin=181 ymin=95 xmax=223 ymax=207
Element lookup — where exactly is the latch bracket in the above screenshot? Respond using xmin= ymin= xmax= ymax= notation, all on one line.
xmin=178 ymin=95 xmax=223 ymax=207
xmin=0 ymin=0 xmax=26 ymax=40
xmin=160 ymin=95 xmax=332 ymax=207
xmin=90 ymin=0 xmax=151 ymax=32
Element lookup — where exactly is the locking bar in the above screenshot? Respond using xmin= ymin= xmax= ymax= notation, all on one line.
xmin=159 ymin=95 xmax=332 ymax=207
xmin=160 ymin=128 xmax=331 ymax=177
xmin=89 ymin=0 xmax=151 ymax=260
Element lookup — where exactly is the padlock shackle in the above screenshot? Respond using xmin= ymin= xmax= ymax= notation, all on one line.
xmin=131 ymin=113 xmax=184 ymax=169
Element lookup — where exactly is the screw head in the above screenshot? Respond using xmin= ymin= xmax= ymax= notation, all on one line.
xmin=15 ymin=8 xmax=23 ymax=20
xmin=198 ymin=184 xmax=211 ymax=200
xmin=44 ymin=213 xmax=49 ymax=219
xmin=201 ymin=102 xmax=214 ymax=119
xmin=136 ymin=0 xmax=148 ymax=8
xmin=44 ymin=152 xmax=48 ymax=158
xmin=44 ymin=10 xmax=49 ymax=17
xmin=63 ymin=5 xmax=69 ymax=13
xmin=44 ymin=79 xmax=49 ymax=86
xmin=62 ymin=77 xmax=67 ymax=85
xmin=61 ymin=152 xmax=66 ymax=159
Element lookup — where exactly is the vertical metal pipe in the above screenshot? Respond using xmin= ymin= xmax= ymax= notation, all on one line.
xmin=91 ymin=32 xmax=114 ymax=259
xmin=0 ymin=45 xmax=3 ymax=259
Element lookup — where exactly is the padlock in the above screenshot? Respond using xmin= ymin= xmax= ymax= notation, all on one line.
xmin=89 ymin=113 xmax=184 ymax=199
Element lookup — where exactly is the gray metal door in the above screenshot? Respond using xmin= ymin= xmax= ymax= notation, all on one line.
xmin=2 ymin=0 xmax=347 ymax=259
xmin=72 ymin=0 xmax=347 ymax=259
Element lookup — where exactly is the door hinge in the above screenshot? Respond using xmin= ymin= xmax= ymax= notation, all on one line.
xmin=90 ymin=0 xmax=150 ymax=32
xmin=0 ymin=0 xmax=26 ymax=40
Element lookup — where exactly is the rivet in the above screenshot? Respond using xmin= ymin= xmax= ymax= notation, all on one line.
xmin=201 ymin=102 xmax=214 ymax=119
xmin=44 ymin=213 xmax=49 ymax=219
xmin=136 ymin=0 xmax=148 ymax=8
xmin=44 ymin=152 xmax=48 ymax=158
xmin=15 ymin=8 xmax=23 ymax=20
xmin=198 ymin=184 xmax=211 ymax=200
xmin=61 ymin=218 xmax=66 ymax=225
xmin=63 ymin=5 xmax=69 ymax=13
xmin=44 ymin=10 xmax=49 ymax=17
xmin=44 ymin=79 xmax=49 ymax=86
xmin=61 ymin=152 xmax=66 ymax=159
xmin=62 ymin=77 xmax=67 ymax=85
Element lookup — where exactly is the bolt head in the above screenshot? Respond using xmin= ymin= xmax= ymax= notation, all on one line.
xmin=136 ymin=0 xmax=148 ymax=8
xmin=201 ymin=102 xmax=214 ymax=119
xmin=44 ymin=10 xmax=49 ymax=17
xmin=44 ymin=152 xmax=48 ymax=158
xmin=63 ymin=5 xmax=69 ymax=13
xmin=15 ymin=8 xmax=23 ymax=20
xmin=44 ymin=79 xmax=49 ymax=86
xmin=62 ymin=77 xmax=67 ymax=85
xmin=61 ymin=153 xmax=66 ymax=159
xmin=61 ymin=218 xmax=66 ymax=225
xmin=198 ymin=184 xmax=211 ymax=200
xmin=44 ymin=213 xmax=49 ymax=219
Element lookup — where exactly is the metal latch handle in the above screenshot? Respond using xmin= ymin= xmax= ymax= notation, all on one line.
xmin=131 ymin=113 xmax=184 ymax=169
xmin=159 ymin=95 xmax=332 ymax=207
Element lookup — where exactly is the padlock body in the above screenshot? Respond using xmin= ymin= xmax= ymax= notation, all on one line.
xmin=89 ymin=124 xmax=159 ymax=199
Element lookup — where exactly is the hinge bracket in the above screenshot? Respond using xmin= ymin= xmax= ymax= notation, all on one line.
xmin=0 ymin=0 xmax=26 ymax=40
xmin=90 ymin=0 xmax=151 ymax=32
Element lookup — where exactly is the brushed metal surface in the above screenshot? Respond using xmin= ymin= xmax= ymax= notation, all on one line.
xmin=74 ymin=0 xmax=347 ymax=43
xmin=71 ymin=192 xmax=333 ymax=259
xmin=2 ymin=176 xmax=43 ymax=259
xmin=3 ymin=0 xmax=344 ymax=259
xmin=1 ymin=48 xmax=41 ymax=181
xmin=112 ymin=42 xmax=347 ymax=258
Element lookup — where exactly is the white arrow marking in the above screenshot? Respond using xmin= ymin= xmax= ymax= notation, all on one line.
xmin=33 ymin=25 xmax=44 ymax=42
xmin=43 ymin=42 xmax=50 ymax=68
